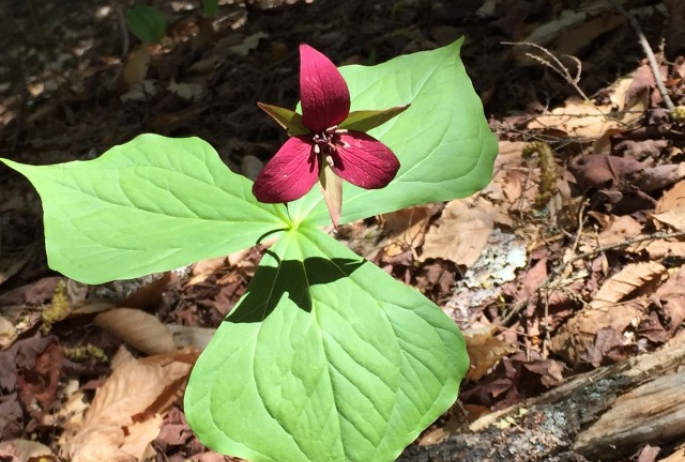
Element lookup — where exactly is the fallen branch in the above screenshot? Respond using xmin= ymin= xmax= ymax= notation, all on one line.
xmin=398 ymin=333 xmax=685 ymax=462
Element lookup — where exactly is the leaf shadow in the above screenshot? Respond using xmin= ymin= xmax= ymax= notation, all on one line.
xmin=225 ymin=254 xmax=364 ymax=324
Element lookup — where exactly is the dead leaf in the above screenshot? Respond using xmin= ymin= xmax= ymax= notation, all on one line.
xmin=640 ymin=163 xmax=685 ymax=192
xmin=421 ymin=197 xmax=511 ymax=267
xmin=591 ymin=261 xmax=666 ymax=309
xmin=629 ymin=239 xmax=685 ymax=260
xmin=597 ymin=215 xmax=642 ymax=247
xmin=654 ymin=180 xmax=685 ymax=231
xmin=528 ymin=98 xmax=615 ymax=139
xmin=382 ymin=205 xmax=433 ymax=252
xmin=17 ymin=341 xmax=62 ymax=416
xmin=119 ymin=273 xmax=171 ymax=310
xmin=464 ymin=330 xmax=518 ymax=381
xmin=228 ymin=32 xmax=268 ymax=56
xmin=94 ymin=308 xmax=177 ymax=355
xmin=0 ymin=439 xmax=55 ymax=461
xmin=551 ymin=262 xmax=664 ymax=366
xmin=551 ymin=301 xmax=644 ymax=367
xmin=188 ymin=257 xmax=227 ymax=286
xmin=522 ymin=359 xmax=565 ymax=387
xmin=653 ymin=266 xmax=685 ymax=336
xmin=122 ymin=47 xmax=151 ymax=86
xmin=165 ymin=325 xmax=216 ymax=350
xmin=0 ymin=316 xmax=17 ymax=350
xmin=168 ymin=79 xmax=204 ymax=100
xmin=569 ymin=154 xmax=643 ymax=191
xmin=62 ymin=347 xmax=196 ymax=462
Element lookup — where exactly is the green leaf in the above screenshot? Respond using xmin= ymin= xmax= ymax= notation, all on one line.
xmin=125 ymin=5 xmax=167 ymax=44
xmin=185 ymin=225 xmax=467 ymax=462
xmin=257 ymin=102 xmax=310 ymax=136
xmin=288 ymin=38 xmax=498 ymax=226
xmin=338 ymin=104 xmax=410 ymax=132
xmin=202 ymin=0 xmax=219 ymax=18
xmin=0 ymin=134 xmax=287 ymax=284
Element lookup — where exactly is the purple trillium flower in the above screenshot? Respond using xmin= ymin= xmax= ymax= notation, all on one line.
xmin=253 ymin=44 xmax=407 ymax=226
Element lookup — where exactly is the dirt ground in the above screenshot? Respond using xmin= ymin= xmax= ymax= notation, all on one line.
xmin=1 ymin=0 xmax=685 ymax=461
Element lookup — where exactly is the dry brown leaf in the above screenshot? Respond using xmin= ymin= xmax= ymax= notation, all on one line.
xmin=0 ymin=439 xmax=55 ymax=461
xmin=591 ymin=261 xmax=666 ymax=309
xmin=640 ymin=163 xmax=685 ymax=192
xmin=0 ymin=315 xmax=17 ymax=349
xmin=653 ymin=181 xmax=685 ymax=231
xmin=523 ymin=10 xmax=587 ymax=48
xmin=481 ymin=141 xmax=535 ymax=205
xmin=421 ymin=197 xmax=511 ymax=267
xmin=656 ymin=180 xmax=685 ymax=213
xmin=382 ymin=206 xmax=433 ymax=250
xmin=629 ymin=239 xmax=685 ymax=259
xmin=166 ymin=325 xmax=216 ymax=350
xmin=168 ymin=79 xmax=204 ymax=100
xmin=62 ymin=347 xmax=195 ymax=462
xmin=556 ymin=14 xmax=623 ymax=56
xmin=94 ymin=308 xmax=177 ymax=355
xmin=118 ymin=415 xmax=163 ymax=459
xmin=123 ymin=47 xmax=151 ymax=85
xmin=597 ymin=215 xmax=642 ymax=247
xmin=464 ymin=331 xmax=518 ymax=381
xmin=120 ymin=273 xmax=171 ymax=310
xmin=550 ymin=301 xmax=644 ymax=367
xmin=551 ymin=262 xmax=665 ymax=366
xmin=528 ymin=98 xmax=616 ymax=139
xmin=188 ymin=257 xmax=227 ymax=286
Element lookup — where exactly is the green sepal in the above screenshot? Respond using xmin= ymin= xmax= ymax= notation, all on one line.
xmin=257 ymin=102 xmax=310 ymax=136
xmin=339 ymin=104 xmax=410 ymax=132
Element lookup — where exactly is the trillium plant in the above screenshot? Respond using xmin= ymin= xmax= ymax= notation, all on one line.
xmin=2 ymin=40 xmax=498 ymax=462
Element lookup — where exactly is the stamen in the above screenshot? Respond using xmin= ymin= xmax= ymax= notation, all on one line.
xmin=313 ymin=144 xmax=321 ymax=154
xmin=335 ymin=129 xmax=348 ymax=135
xmin=325 ymin=155 xmax=335 ymax=167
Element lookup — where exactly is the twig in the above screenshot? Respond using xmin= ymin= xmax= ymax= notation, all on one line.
xmin=609 ymin=0 xmax=675 ymax=111
xmin=502 ymin=41 xmax=590 ymax=102
xmin=500 ymin=230 xmax=685 ymax=326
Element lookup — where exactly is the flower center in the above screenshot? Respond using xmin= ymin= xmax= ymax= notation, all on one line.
xmin=312 ymin=126 xmax=349 ymax=165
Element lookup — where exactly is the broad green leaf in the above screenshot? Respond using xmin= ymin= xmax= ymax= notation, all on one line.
xmin=1 ymin=134 xmax=287 ymax=283
xmin=338 ymin=104 xmax=410 ymax=132
xmin=288 ymin=39 xmax=498 ymax=226
xmin=126 ymin=5 xmax=166 ymax=44
xmin=185 ymin=225 xmax=467 ymax=462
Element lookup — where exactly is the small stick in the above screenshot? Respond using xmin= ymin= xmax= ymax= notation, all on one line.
xmin=609 ymin=0 xmax=675 ymax=111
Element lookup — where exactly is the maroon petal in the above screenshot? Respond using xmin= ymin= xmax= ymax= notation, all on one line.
xmin=332 ymin=131 xmax=400 ymax=189
xmin=253 ymin=136 xmax=319 ymax=203
xmin=300 ymin=44 xmax=350 ymax=133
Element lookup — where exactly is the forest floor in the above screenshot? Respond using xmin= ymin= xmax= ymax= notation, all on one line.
xmin=1 ymin=0 xmax=685 ymax=461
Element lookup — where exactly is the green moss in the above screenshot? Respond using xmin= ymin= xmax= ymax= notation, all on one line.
xmin=41 ymin=280 xmax=70 ymax=335
xmin=62 ymin=344 xmax=109 ymax=363
xmin=523 ymin=141 xmax=558 ymax=209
